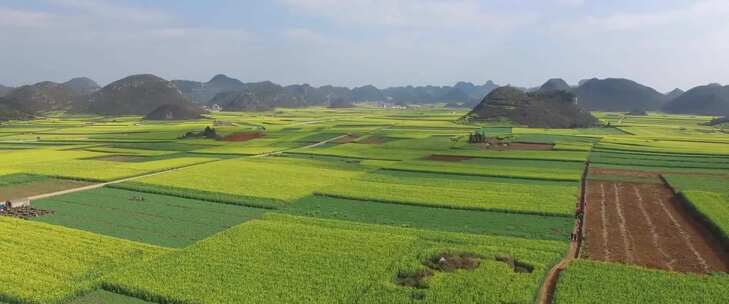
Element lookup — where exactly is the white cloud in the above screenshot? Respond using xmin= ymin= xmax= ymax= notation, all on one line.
xmin=0 ymin=8 xmax=53 ymax=28
xmin=279 ymin=0 xmax=537 ymax=32
xmin=44 ymin=0 xmax=172 ymax=25
xmin=580 ymin=0 xmax=729 ymax=31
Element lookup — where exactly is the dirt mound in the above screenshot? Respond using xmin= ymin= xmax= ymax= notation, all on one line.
xmin=222 ymin=132 xmax=264 ymax=142
xmin=395 ymin=251 xmax=483 ymax=290
xmin=394 ymin=269 xmax=433 ymax=289
xmin=495 ymin=255 xmax=534 ymax=273
xmin=424 ymin=252 xmax=482 ymax=272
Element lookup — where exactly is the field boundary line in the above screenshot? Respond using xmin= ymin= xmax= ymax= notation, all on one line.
xmin=381 ymin=168 xmax=581 ymax=183
xmin=312 ymin=192 xmax=574 ymax=218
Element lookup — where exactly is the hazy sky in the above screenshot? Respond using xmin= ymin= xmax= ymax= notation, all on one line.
xmin=1 ymin=0 xmax=727 ymax=91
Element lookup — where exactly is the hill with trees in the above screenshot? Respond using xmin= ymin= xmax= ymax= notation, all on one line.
xmin=86 ymin=74 xmax=192 ymax=115
xmin=538 ymin=78 xmax=571 ymax=93
xmin=144 ymin=104 xmax=206 ymax=120
xmin=462 ymin=86 xmax=599 ymax=128
xmin=0 ymin=81 xmax=80 ymax=114
xmin=664 ymin=84 xmax=729 ymax=116
xmin=574 ymin=78 xmax=667 ymax=111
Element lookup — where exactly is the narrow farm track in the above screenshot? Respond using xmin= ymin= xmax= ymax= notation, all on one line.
xmin=536 ymin=162 xmax=589 ymax=304
xmin=584 ymin=169 xmax=729 ymax=273
xmin=27 ymin=134 xmax=349 ymax=201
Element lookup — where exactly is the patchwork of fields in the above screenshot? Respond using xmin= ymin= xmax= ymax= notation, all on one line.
xmin=0 ymin=109 xmax=727 ymax=303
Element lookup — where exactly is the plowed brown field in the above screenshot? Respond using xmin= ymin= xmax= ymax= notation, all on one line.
xmin=584 ymin=169 xmax=729 ymax=273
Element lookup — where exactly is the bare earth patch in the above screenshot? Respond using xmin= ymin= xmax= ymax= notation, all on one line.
xmin=333 ymin=134 xmax=359 ymax=144
xmin=0 ymin=180 xmax=93 ymax=201
xmin=424 ymin=154 xmax=476 ymax=162
xmin=584 ymin=171 xmax=729 ymax=273
xmin=358 ymin=135 xmax=387 ymax=145
xmin=221 ymin=132 xmax=264 ymax=142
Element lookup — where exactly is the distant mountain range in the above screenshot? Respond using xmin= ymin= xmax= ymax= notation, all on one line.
xmin=172 ymin=74 xmax=500 ymax=111
xmin=2 ymin=74 xmax=729 ymax=121
xmin=0 ymin=81 xmax=81 ymax=114
xmin=0 ymin=84 xmax=13 ymax=97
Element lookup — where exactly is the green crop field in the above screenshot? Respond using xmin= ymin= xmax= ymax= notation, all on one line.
xmin=1 ymin=108 xmax=728 ymax=304
xmin=555 ymin=260 xmax=729 ymax=304
xmin=0 ymin=216 xmax=168 ymax=304
xmin=284 ymin=195 xmax=573 ymax=240
xmin=104 ymin=214 xmax=566 ymax=304
xmin=32 ymin=187 xmax=266 ymax=247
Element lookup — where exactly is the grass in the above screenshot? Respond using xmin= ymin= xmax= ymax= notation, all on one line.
xmin=284 ymin=195 xmax=573 ymax=241
xmin=0 ymin=216 xmax=168 ymax=304
xmin=32 ymin=187 xmax=267 ymax=247
xmin=554 ymin=260 xmax=729 ymax=304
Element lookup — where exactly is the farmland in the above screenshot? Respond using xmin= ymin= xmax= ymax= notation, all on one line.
xmin=0 ymin=108 xmax=728 ymax=303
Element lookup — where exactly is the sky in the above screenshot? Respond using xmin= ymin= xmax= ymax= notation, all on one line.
xmin=0 ymin=0 xmax=727 ymax=91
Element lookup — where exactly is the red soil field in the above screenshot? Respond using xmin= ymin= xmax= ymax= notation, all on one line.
xmin=584 ymin=170 xmax=729 ymax=273
xmin=221 ymin=132 xmax=264 ymax=142
xmin=424 ymin=155 xmax=476 ymax=162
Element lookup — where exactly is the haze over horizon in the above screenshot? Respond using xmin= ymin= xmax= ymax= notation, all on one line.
xmin=1 ymin=0 xmax=728 ymax=91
